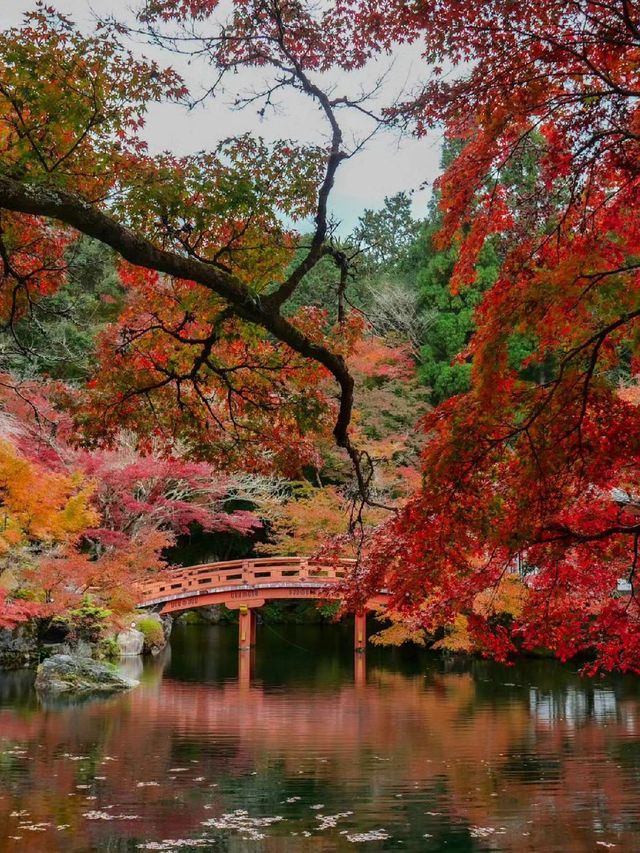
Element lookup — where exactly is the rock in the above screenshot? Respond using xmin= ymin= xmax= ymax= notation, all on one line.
xmin=135 ymin=611 xmax=172 ymax=655
xmin=0 ymin=623 xmax=39 ymax=670
xmin=116 ymin=627 xmax=145 ymax=657
xmin=160 ymin=613 xmax=173 ymax=641
xmin=74 ymin=639 xmax=94 ymax=659
xmin=41 ymin=642 xmax=68 ymax=658
xmin=35 ymin=654 xmax=138 ymax=695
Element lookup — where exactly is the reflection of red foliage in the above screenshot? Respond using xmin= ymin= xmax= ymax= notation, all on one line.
xmin=0 ymin=665 xmax=636 ymax=851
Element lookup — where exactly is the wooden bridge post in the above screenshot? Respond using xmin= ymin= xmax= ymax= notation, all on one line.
xmin=354 ymin=610 xmax=367 ymax=652
xmin=238 ymin=606 xmax=257 ymax=650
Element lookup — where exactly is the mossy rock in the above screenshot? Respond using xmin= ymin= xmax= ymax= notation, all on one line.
xmin=136 ymin=617 xmax=165 ymax=653
xmin=35 ymin=654 xmax=138 ymax=695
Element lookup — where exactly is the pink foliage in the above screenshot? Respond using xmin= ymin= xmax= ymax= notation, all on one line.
xmin=74 ymin=449 xmax=262 ymax=540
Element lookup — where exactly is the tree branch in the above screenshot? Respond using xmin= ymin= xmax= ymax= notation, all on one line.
xmin=0 ymin=174 xmax=372 ymax=498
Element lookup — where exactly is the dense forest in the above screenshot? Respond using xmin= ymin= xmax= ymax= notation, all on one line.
xmin=1 ymin=0 xmax=640 ymax=673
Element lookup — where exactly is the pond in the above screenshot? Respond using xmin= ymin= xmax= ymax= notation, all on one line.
xmin=1 ymin=621 xmax=639 ymax=851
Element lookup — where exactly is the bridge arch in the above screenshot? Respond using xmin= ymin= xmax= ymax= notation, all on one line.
xmin=136 ymin=556 xmax=389 ymax=651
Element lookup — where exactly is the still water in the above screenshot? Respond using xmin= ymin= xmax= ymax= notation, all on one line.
xmin=1 ymin=622 xmax=640 ymax=852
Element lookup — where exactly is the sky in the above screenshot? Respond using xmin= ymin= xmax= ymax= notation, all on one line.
xmin=1 ymin=1 xmax=443 ymax=233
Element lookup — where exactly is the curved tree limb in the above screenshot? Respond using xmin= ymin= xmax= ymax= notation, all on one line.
xmin=0 ymin=174 xmax=375 ymax=498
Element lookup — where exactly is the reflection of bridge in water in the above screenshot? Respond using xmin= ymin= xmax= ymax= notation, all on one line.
xmin=137 ymin=557 xmax=389 ymax=684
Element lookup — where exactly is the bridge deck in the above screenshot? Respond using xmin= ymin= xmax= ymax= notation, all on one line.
xmin=137 ymin=556 xmax=357 ymax=613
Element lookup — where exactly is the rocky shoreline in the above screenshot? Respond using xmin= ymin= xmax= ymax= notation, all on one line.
xmin=0 ymin=611 xmax=173 ymax=672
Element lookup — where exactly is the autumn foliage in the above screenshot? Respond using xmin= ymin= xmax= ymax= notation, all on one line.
xmin=2 ymin=0 xmax=640 ymax=671
xmin=0 ymin=380 xmax=261 ymax=627
xmin=329 ymin=0 xmax=640 ymax=672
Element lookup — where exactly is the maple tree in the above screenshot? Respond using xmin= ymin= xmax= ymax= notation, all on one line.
xmin=0 ymin=2 xmax=388 ymax=496
xmin=6 ymin=236 xmax=124 ymax=381
xmin=0 ymin=379 xmax=263 ymax=625
xmin=333 ymin=0 xmax=640 ymax=672
xmin=3 ymin=0 xmax=640 ymax=671
xmin=258 ymin=483 xmax=384 ymax=557
xmin=256 ymin=331 xmax=422 ymax=556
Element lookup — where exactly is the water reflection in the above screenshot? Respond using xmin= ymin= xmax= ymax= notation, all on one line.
xmin=0 ymin=623 xmax=639 ymax=851
xmin=529 ymin=684 xmax=621 ymax=727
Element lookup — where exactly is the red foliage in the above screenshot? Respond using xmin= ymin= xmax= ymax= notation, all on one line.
xmin=0 ymin=381 xmax=261 ymax=627
xmin=75 ymin=447 xmax=261 ymax=542
xmin=0 ymin=589 xmax=41 ymax=630
xmin=331 ymin=0 xmax=640 ymax=672
xmin=348 ymin=336 xmax=414 ymax=381
xmin=0 ymin=215 xmax=73 ymax=322
xmin=78 ymin=266 xmax=335 ymax=474
xmin=4 ymin=0 xmax=640 ymax=672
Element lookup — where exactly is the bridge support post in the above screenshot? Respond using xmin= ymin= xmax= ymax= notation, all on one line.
xmin=354 ymin=610 xmax=367 ymax=652
xmin=239 ymin=606 xmax=257 ymax=650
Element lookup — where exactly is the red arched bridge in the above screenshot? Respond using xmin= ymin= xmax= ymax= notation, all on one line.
xmin=136 ymin=556 xmax=389 ymax=651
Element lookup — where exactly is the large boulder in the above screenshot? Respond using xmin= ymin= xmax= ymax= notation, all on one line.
xmin=135 ymin=612 xmax=172 ymax=655
xmin=116 ymin=627 xmax=145 ymax=657
xmin=35 ymin=654 xmax=138 ymax=695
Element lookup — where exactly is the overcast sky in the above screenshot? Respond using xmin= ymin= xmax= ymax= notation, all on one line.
xmin=2 ymin=1 xmax=442 ymax=233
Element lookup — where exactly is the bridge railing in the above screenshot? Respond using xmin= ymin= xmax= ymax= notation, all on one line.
xmin=137 ymin=556 xmax=355 ymax=607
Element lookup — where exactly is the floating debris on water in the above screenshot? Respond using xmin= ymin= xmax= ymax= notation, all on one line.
xmin=17 ymin=821 xmax=50 ymax=831
xmin=316 ymin=811 xmax=353 ymax=830
xmin=201 ymin=809 xmax=283 ymax=841
xmin=83 ymin=811 xmax=140 ymax=821
xmin=138 ymin=840 xmax=211 ymax=850
xmin=345 ymin=829 xmax=390 ymax=842
xmin=469 ymin=826 xmax=496 ymax=838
